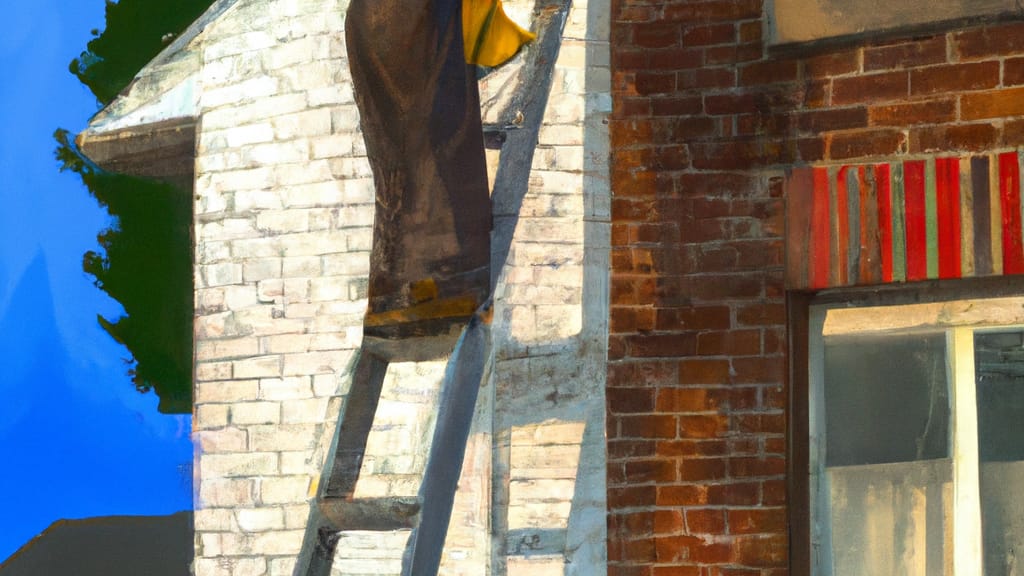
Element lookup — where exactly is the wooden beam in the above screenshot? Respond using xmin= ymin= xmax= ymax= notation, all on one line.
xmin=76 ymin=117 xmax=196 ymax=186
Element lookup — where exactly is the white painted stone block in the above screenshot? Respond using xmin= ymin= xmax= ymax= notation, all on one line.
xmin=284 ymin=278 xmax=314 ymax=301
xmin=282 ymin=181 xmax=345 ymax=208
xmin=269 ymin=557 xmax=298 ymax=576
xmin=231 ymin=401 xmax=281 ymax=425
xmin=200 ymin=448 xmax=275 ymax=478
xmin=328 ymin=157 xmax=373 ymax=181
xmin=277 ymin=231 xmax=347 ymax=257
xmin=197 ymin=190 xmax=231 ymax=215
xmin=282 ymin=350 xmax=353 ymax=376
xmin=282 ymin=302 xmax=320 ymax=319
xmin=204 ymin=31 xmax=277 ymax=62
xmin=219 ymin=121 xmax=277 ymax=148
xmin=200 ymin=240 xmax=233 ymax=264
xmin=205 ymin=75 xmax=281 ymax=109
xmin=279 ymin=451 xmax=312 ymax=476
xmin=244 ymin=530 xmax=304 ymax=555
xmin=507 ymin=557 xmax=565 ymax=576
xmin=533 ymin=144 xmax=585 ymax=172
xmin=307 ymin=86 xmax=348 ymax=107
xmin=203 ymin=263 xmax=244 ymax=287
xmin=231 ymin=557 xmax=269 ymax=576
xmin=202 ymin=93 xmax=309 ymax=131
xmin=199 ymin=427 xmax=249 ymax=453
xmin=248 ymin=424 xmax=318 ymax=451
xmin=244 ymin=140 xmax=310 ymax=166
xmin=196 ymin=379 xmax=259 ymax=403
xmin=193 ymin=557 xmax=231 ymax=576
xmin=260 ymin=334 xmax=312 ymax=355
xmin=194 ymin=508 xmax=236 ymax=531
xmin=195 ymin=405 xmax=231 ymax=430
xmin=197 ymin=338 xmax=260 ymax=362
xmin=235 ymin=190 xmax=285 ymax=212
xmin=265 ymin=36 xmax=331 ymax=70
xmin=277 ymin=61 xmax=337 ymax=93
xmin=273 ymin=161 xmax=333 ymax=186
xmin=210 ymin=532 xmax=249 ymax=557
xmin=202 ymin=218 xmax=261 ymax=241
xmin=281 ymin=255 xmax=321 ymax=277
xmin=224 ymin=285 xmax=261 ymax=310
xmin=344 ymin=227 xmax=373 ymax=251
xmin=283 ymin=505 xmax=312 ymax=529
xmin=243 ymin=258 xmax=283 ymax=282
xmin=313 ymin=373 xmax=341 ymax=397
xmin=200 ymin=532 xmax=225 ymax=557
xmin=230 ymin=237 xmax=284 ymax=259
xmin=308 ymin=277 xmax=346 ymax=302
xmin=538 ymin=124 xmax=585 ymax=147
xmin=282 ymin=397 xmax=330 ymax=424
xmin=321 ymin=252 xmax=370 ymax=276
xmin=236 ymin=507 xmax=285 ymax=532
xmin=259 ymin=376 xmax=312 ymax=400
xmin=259 ymin=477 xmax=311 ymax=504
xmin=234 ymin=355 xmax=284 ymax=379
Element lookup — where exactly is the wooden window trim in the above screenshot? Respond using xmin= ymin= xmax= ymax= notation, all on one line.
xmin=767 ymin=9 xmax=1024 ymax=57
xmin=787 ymin=290 xmax=812 ymax=576
xmin=786 ymin=275 xmax=1024 ymax=576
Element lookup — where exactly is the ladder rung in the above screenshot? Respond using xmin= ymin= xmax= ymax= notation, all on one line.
xmin=318 ymin=496 xmax=421 ymax=531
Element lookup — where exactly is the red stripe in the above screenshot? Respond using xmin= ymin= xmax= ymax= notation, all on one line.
xmin=1000 ymin=152 xmax=1024 ymax=274
xmin=836 ymin=166 xmax=850 ymax=285
xmin=811 ymin=167 xmax=831 ymax=288
xmin=936 ymin=157 xmax=962 ymax=279
xmin=904 ymin=160 xmax=928 ymax=281
xmin=876 ymin=164 xmax=893 ymax=283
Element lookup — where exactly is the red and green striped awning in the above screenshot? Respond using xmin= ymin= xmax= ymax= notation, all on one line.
xmin=785 ymin=151 xmax=1024 ymax=290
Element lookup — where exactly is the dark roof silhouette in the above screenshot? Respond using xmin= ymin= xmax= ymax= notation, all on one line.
xmin=0 ymin=512 xmax=192 ymax=576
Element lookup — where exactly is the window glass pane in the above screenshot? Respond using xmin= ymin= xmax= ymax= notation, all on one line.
xmin=975 ymin=330 xmax=1024 ymax=576
xmin=819 ymin=328 xmax=952 ymax=575
xmin=828 ymin=460 xmax=952 ymax=576
xmin=824 ymin=332 xmax=950 ymax=467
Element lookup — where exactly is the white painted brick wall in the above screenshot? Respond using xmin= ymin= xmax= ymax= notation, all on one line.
xmin=187 ymin=0 xmax=609 ymax=573
xmin=192 ymin=0 xmax=372 ymax=574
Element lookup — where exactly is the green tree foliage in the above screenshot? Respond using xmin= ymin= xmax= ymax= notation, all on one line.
xmin=56 ymin=0 xmax=216 ymax=413
xmin=56 ymin=130 xmax=194 ymax=413
xmin=70 ymin=0 xmax=215 ymax=105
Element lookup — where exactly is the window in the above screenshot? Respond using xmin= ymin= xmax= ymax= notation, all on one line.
xmin=807 ymin=296 xmax=1024 ymax=575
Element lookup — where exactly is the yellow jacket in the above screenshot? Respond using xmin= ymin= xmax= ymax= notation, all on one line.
xmin=462 ymin=0 xmax=535 ymax=67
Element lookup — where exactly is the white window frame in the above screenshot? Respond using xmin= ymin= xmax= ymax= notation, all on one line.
xmin=808 ymin=296 xmax=1024 ymax=575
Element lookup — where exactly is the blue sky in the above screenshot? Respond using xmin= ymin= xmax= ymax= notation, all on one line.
xmin=0 ymin=0 xmax=194 ymax=562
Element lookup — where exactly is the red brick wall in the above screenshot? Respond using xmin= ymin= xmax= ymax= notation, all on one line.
xmin=607 ymin=3 xmax=1024 ymax=574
